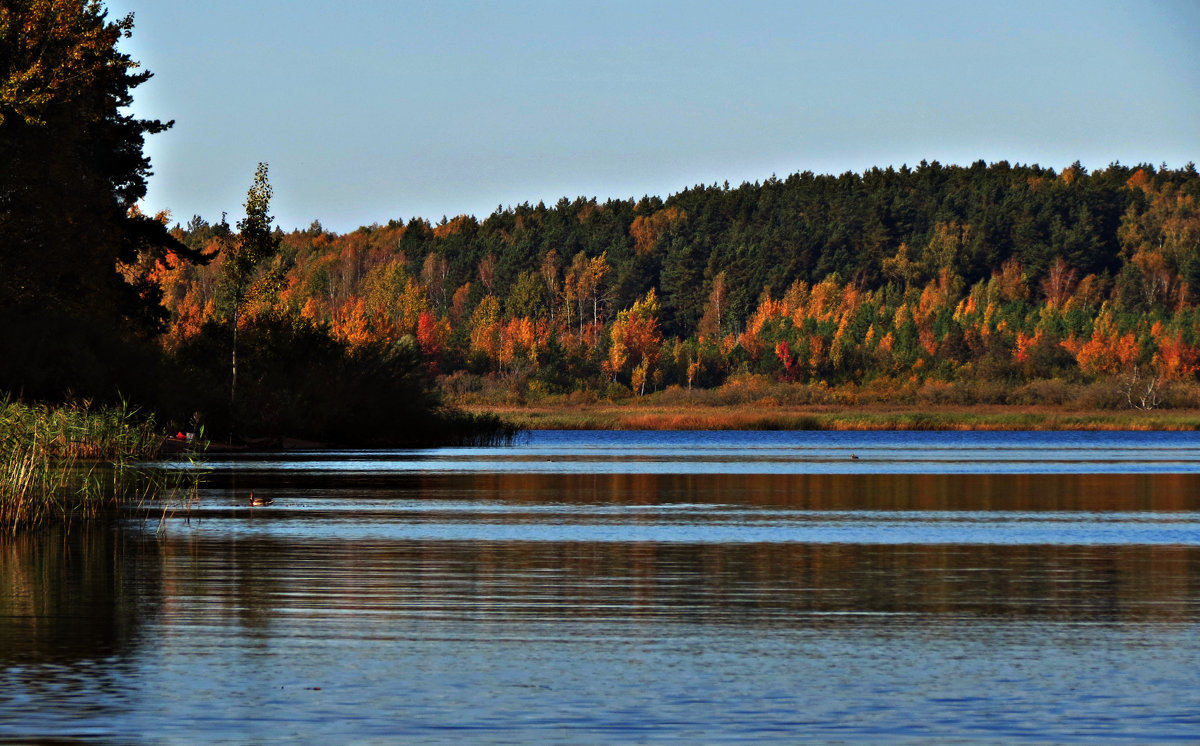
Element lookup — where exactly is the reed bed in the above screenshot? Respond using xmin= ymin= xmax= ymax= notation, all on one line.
xmin=0 ymin=398 xmax=168 ymax=533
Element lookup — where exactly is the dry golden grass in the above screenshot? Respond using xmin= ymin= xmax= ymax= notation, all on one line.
xmin=448 ymin=374 xmax=1200 ymax=431
xmin=463 ymin=401 xmax=1200 ymax=431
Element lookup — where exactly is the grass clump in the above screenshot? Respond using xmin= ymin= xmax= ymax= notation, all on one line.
xmin=0 ymin=398 xmax=167 ymax=533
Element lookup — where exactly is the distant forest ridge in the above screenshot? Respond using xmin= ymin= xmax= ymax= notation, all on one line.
xmin=152 ymin=160 xmax=1200 ymax=395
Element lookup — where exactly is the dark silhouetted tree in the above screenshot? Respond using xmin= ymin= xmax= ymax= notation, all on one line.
xmin=0 ymin=0 xmax=203 ymax=398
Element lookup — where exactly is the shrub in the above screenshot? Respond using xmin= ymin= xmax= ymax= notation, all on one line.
xmin=1075 ymin=380 xmax=1127 ymax=410
xmin=1160 ymin=380 xmax=1200 ymax=409
xmin=1007 ymin=379 xmax=1076 ymax=406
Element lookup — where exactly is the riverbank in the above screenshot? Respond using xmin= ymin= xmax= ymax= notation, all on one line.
xmin=462 ymin=401 xmax=1200 ymax=431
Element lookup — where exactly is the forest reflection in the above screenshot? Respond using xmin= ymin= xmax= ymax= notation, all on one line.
xmin=0 ymin=527 xmax=158 ymax=727
xmin=195 ymin=469 xmax=1200 ymax=513
xmin=4 ymin=470 xmax=1197 ymax=670
xmin=427 ymin=470 xmax=1200 ymax=512
xmin=143 ymin=533 xmax=1199 ymax=630
xmin=0 ymin=528 xmax=157 ymax=666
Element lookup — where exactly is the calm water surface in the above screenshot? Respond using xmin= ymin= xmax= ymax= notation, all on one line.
xmin=3 ymin=430 xmax=1200 ymax=742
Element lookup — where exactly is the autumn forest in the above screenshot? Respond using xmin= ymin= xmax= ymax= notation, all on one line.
xmin=145 ymin=160 xmax=1200 ymax=422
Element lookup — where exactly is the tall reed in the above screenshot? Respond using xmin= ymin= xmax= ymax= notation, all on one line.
xmin=0 ymin=398 xmax=166 ymax=532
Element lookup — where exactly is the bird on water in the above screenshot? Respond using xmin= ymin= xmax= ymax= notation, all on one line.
xmin=248 ymin=492 xmax=273 ymax=507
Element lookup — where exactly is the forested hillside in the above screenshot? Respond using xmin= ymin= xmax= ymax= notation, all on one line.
xmin=151 ymin=161 xmax=1200 ymax=403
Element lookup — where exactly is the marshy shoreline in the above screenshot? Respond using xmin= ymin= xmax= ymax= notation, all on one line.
xmin=0 ymin=399 xmax=177 ymax=533
xmin=8 ymin=390 xmax=1197 ymax=533
xmin=451 ymin=374 xmax=1200 ymax=431
xmin=0 ymin=397 xmax=519 ymax=532
xmin=463 ymin=401 xmax=1200 ymax=432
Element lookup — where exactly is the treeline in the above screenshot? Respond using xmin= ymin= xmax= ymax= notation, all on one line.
xmin=149 ymin=161 xmax=1200 ymax=402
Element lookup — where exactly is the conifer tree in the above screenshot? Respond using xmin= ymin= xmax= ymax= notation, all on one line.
xmin=0 ymin=0 xmax=203 ymax=397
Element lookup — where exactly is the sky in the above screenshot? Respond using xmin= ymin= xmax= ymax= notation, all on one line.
xmin=105 ymin=0 xmax=1200 ymax=234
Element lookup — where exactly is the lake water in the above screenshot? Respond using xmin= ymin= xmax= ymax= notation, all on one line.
xmin=3 ymin=430 xmax=1200 ymax=742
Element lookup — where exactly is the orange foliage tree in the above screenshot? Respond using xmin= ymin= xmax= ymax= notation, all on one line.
xmin=629 ymin=206 xmax=686 ymax=254
xmin=608 ymin=289 xmax=663 ymax=394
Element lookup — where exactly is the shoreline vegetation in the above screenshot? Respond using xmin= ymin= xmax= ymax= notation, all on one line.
xmin=0 ymin=400 xmax=170 ymax=533
xmin=0 ymin=393 xmax=517 ymax=532
xmin=5 ymin=382 xmax=1195 ymax=533
xmin=468 ymin=402 xmax=1200 ymax=432
xmin=0 ymin=397 xmax=509 ymax=532
xmin=450 ymin=374 xmax=1200 ymax=431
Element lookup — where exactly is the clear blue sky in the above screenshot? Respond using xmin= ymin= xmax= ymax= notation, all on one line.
xmin=107 ymin=0 xmax=1199 ymax=233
